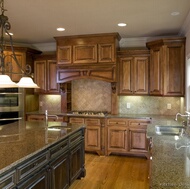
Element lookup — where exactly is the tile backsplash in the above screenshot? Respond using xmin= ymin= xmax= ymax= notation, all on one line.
xmin=72 ymin=79 xmax=112 ymax=112
xmin=37 ymin=79 xmax=184 ymax=115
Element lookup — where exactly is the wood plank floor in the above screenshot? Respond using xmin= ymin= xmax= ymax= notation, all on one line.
xmin=70 ymin=153 xmax=149 ymax=189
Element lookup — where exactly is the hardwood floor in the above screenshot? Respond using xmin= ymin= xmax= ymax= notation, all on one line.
xmin=70 ymin=153 xmax=149 ymax=189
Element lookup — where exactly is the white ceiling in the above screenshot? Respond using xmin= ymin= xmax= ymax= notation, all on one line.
xmin=3 ymin=0 xmax=190 ymax=44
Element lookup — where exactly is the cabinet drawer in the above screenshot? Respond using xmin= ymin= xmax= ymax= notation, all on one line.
xmin=49 ymin=138 xmax=69 ymax=159
xmin=69 ymin=117 xmax=85 ymax=124
xmin=0 ymin=170 xmax=16 ymax=189
xmin=69 ymin=130 xmax=83 ymax=147
xmin=128 ymin=119 xmax=151 ymax=127
xmin=17 ymin=151 xmax=49 ymax=181
xmin=107 ymin=119 xmax=128 ymax=126
xmin=85 ymin=118 xmax=101 ymax=126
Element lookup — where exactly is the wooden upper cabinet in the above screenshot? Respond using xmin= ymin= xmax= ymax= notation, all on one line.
xmin=34 ymin=54 xmax=60 ymax=94
xmin=55 ymin=33 xmax=120 ymax=65
xmin=118 ymin=49 xmax=149 ymax=95
xmin=146 ymin=37 xmax=185 ymax=96
xmin=5 ymin=51 xmax=26 ymax=82
xmin=73 ymin=44 xmax=97 ymax=64
xmin=57 ymin=46 xmax=72 ymax=64
xmin=98 ymin=43 xmax=115 ymax=63
xmin=2 ymin=47 xmax=41 ymax=82
xmin=148 ymin=46 xmax=162 ymax=95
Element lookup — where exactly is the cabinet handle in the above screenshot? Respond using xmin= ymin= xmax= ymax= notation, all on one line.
xmin=33 ymin=163 xmax=38 ymax=167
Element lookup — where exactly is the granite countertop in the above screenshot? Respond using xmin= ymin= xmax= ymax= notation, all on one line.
xmin=0 ymin=120 xmax=85 ymax=175
xmin=26 ymin=111 xmax=153 ymax=119
xmin=147 ymin=115 xmax=190 ymax=189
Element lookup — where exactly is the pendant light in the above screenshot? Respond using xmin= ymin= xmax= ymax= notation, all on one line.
xmin=0 ymin=0 xmax=39 ymax=88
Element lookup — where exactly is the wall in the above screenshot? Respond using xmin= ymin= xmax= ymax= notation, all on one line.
xmin=71 ymin=80 xmax=182 ymax=115
xmin=72 ymin=79 xmax=111 ymax=112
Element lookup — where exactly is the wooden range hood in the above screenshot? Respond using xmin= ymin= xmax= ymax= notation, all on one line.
xmin=55 ymin=33 xmax=121 ymax=83
xmin=55 ymin=33 xmax=121 ymax=115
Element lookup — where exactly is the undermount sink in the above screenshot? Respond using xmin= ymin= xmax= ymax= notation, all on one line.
xmin=155 ymin=125 xmax=184 ymax=136
xmin=48 ymin=126 xmax=71 ymax=130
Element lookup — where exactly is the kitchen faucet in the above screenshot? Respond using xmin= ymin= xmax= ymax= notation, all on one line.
xmin=45 ymin=110 xmax=58 ymax=125
xmin=175 ymin=111 xmax=190 ymax=130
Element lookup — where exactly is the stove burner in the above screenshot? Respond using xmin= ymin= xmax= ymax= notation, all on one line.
xmin=71 ymin=111 xmax=108 ymax=116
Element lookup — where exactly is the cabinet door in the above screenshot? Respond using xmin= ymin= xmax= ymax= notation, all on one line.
xmin=57 ymin=46 xmax=72 ymax=64
xmin=133 ymin=56 xmax=149 ymax=95
xmin=49 ymin=152 xmax=70 ymax=189
xmin=85 ymin=119 xmax=101 ymax=152
xmin=34 ymin=60 xmax=46 ymax=93
xmin=85 ymin=126 xmax=101 ymax=151
xmin=73 ymin=45 xmax=97 ymax=64
xmin=5 ymin=51 xmax=26 ymax=82
xmin=70 ymin=142 xmax=85 ymax=184
xmin=119 ymin=57 xmax=133 ymax=94
xmin=98 ymin=43 xmax=115 ymax=63
xmin=149 ymin=47 xmax=163 ymax=95
xmin=164 ymin=43 xmax=185 ymax=96
xmin=129 ymin=128 xmax=148 ymax=153
xmin=47 ymin=60 xmax=60 ymax=93
xmin=107 ymin=126 xmax=128 ymax=155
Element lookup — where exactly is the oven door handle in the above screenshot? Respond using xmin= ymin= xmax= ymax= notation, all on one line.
xmin=0 ymin=117 xmax=22 ymax=121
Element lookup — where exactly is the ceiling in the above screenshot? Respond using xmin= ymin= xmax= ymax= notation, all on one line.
xmin=3 ymin=0 xmax=190 ymax=44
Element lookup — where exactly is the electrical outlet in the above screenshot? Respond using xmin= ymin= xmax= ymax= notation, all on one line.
xmin=127 ymin=103 xmax=130 ymax=109
xmin=167 ymin=103 xmax=171 ymax=109
xmin=39 ymin=101 xmax=43 ymax=107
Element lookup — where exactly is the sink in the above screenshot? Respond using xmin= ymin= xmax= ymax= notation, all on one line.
xmin=48 ymin=126 xmax=71 ymax=130
xmin=155 ymin=125 xmax=184 ymax=136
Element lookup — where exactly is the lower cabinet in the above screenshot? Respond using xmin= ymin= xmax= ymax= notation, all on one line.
xmin=107 ymin=126 xmax=128 ymax=155
xmin=69 ymin=117 xmax=105 ymax=155
xmin=0 ymin=128 xmax=85 ymax=189
xmin=49 ymin=152 xmax=69 ymax=189
xmin=106 ymin=118 xmax=151 ymax=158
xmin=17 ymin=168 xmax=49 ymax=189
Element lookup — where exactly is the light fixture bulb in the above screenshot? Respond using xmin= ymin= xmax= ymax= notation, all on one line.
xmin=17 ymin=77 xmax=39 ymax=88
xmin=0 ymin=75 xmax=18 ymax=88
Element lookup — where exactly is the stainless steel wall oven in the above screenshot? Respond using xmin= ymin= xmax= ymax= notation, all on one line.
xmin=0 ymin=88 xmax=22 ymax=125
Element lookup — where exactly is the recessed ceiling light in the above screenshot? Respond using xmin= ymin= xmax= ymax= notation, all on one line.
xmin=118 ymin=23 xmax=127 ymax=27
xmin=171 ymin=11 xmax=180 ymax=16
xmin=57 ymin=28 xmax=65 ymax=31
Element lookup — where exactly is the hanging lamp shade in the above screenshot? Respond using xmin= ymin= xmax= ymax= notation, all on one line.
xmin=0 ymin=75 xmax=18 ymax=88
xmin=17 ymin=77 xmax=39 ymax=88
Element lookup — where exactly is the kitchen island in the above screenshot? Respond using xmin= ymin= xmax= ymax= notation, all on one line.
xmin=0 ymin=120 xmax=86 ymax=189
xmin=147 ymin=115 xmax=190 ymax=189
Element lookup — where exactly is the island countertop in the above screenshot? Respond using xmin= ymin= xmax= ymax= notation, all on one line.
xmin=0 ymin=120 xmax=85 ymax=175
xmin=147 ymin=115 xmax=190 ymax=189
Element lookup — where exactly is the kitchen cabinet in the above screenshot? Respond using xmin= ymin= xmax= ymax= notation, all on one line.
xmin=2 ymin=47 xmax=41 ymax=82
xmin=1 ymin=125 xmax=85 ymax=189
xmin=146 ymin=37 xmax=185 ymax=96
xmin=49 ymin=150 xmax=69 ymax=189
xmin=0 ymin=169 xmax=16 ymax=189
xmin=34 ymin=54 xmax=60 ymax=94
xmin=128 ymin=119 xmax=150 ymax=155
xmin=106 ymin=118 xmax=128 ymax=155
xmin=69 ymin=117 xmax=105 ymax=155
xmin=55 ymin=33 xmax=120 ymax=65
xmin=55 ymin=33 xmax=120 ymax=83
xmin=106 ymin=118 xmax=151 ymax=157
xmin=17 ymin=168 xmax=49 ymax=189
xmin=118 ymin=49 xmax=149 ymax=95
